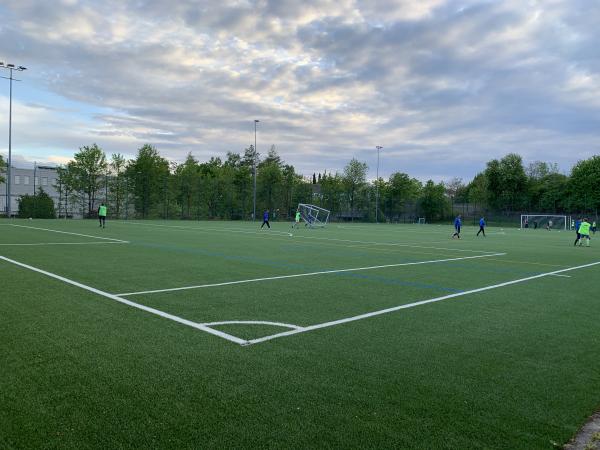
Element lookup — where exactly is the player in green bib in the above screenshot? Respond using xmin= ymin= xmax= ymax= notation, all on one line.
xmin=98 ymin=203 xmax=107 ymax=228
xmin=575 ymin=218 xmax=591 ymax=247
xmin=292 ymin=210 xmax=301 ymax=228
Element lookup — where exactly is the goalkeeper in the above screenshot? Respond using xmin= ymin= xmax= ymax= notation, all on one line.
xmin=292 ymin=209 xmax=301 ymax=228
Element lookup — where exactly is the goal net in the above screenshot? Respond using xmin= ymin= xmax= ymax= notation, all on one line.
xmin=520 ymin=214 xmax=570 ymax=230
xmin=298 ymin=203 xmax=330 ymax=227
xmin=417 ymin=217 xmax=426 ymax=224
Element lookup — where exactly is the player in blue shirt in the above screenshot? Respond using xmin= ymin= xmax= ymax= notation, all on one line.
xmin=452 ymin=215 xmax=461 ymax=239
xmin=574 ymin=218 xmax=582 ymax=246
xmin=261 ymin=209 xmax=271 ymax=229
xmin=476 ymin=217 xmax=486 ymax=237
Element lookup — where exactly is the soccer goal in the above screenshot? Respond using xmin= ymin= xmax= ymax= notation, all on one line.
xmin=520 ymin=214 xmax=570 ymax=230
xmin=417 ymin=217 xmax=426 ymax=225
xmin=298 ymin=203 xmax=330 ymax=227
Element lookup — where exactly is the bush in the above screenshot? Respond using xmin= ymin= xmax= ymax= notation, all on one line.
xmin=18 ymin=188 xmax=56 ymax=218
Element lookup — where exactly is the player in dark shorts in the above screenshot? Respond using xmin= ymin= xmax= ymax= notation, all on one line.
xmin=261 ymin=209 xmax=270 ymax=228
xmin=477 ymin=217 xmax=486 ymax=237
xmin=452 ymin=215 xmax=461 ymax=239
xmin=98 ymin=203 xmax=107 ymax=228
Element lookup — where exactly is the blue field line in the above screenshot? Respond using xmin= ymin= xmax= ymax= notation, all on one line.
xmin=331 ymin=271 xmax=463 ymax=293
xmin=450 ymin=261 xmax=544 ymax=277
xmin=131 ymin=241 xmax=461 ymax=293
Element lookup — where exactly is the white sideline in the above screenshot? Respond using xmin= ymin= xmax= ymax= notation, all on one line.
xmin=245 ymin=260 xmax=600 ymax=345
xmin=0 ymin=242 xmax=128 ymax=246
xmin=2 ymin=224 xmax=129 ymax=243
xmin=0 ymin=255 xmax=246 ymax=345
xmin=116 ymin=252 xmax=507 ymax=296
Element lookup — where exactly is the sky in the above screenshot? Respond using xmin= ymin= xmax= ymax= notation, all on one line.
xmin=0 ymin=0 xmax=599 ymax=182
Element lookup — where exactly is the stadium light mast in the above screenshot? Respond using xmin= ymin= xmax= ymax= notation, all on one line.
xmin=0 ymin=62 xmax=27 ymax=218
xmin=375 ymin=146 xmax=383 ymax=223
xmin=253 ymin=119 xmax=259 ymax=221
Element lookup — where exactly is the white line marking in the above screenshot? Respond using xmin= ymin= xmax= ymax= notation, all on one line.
xmin=0 ymin=241 xmax=129 ymax=246
xmin=549 ymin=274 xmax=571 ymax=278
xmin=0 ymin=255 xmax=247 ymax=345
xmin=120 ymin=221 xmax=293 ymax=237
xmin=292 ymin=235 xmax=497 ymax=254
xmin=116 ymin=253 xmax=506 ymax=296
xmin=2 ymin=224 xmax=128 ymax=243
xmin=245 ymin=260 xmax=600 ymax=345
xmin=202 ymin=320 xmax=304 ymax=330
xmin=117 ymin=221 xmax=488 ymax=253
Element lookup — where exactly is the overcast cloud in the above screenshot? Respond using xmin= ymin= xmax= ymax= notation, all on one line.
xmin=0 ymin=0 xmax=599 ymax=181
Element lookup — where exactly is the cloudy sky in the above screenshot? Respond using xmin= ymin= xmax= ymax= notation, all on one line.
xmin=0 ymin=0 xmax=599 ymax=182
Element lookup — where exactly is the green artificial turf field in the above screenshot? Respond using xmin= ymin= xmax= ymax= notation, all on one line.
xmin=1 ymin=218 xmax=599 ymax=449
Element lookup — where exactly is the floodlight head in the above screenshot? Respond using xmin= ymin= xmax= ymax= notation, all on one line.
xmin=18 ymin=66 xmax=27 ymax=71
xmin=0 ymin=62 xmax=4 ymax=66
xmin=254 ymin=119 xmax=260 ymax=123
xmin=7 ymin=63 xmax=15 ymax=68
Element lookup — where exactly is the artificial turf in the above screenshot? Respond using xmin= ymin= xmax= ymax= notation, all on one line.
xmin=1 ymin=218 xmax=599 ymax=449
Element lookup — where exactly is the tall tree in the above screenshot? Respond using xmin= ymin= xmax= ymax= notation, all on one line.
xmin=569 ymin=155 xmax=600 ymax=214
xmin=70 ymin=143 xmax=108 ymax=217
xmin=385 ymin=172 xmax=421 ymax=219
xmin=126 ymin=144 xmax=169 ymax=219
xmin=343 ymin=158 xmax=368 ymax=221
xmin=257 ymin=147 xmax=283 ymax=212
xmin=484 ymin=153 xmax=527 ymax=211
xmin=109 ymin=153 xmax=127 ymax=219
xmin=420 ymin=180 xmax=448 ymax=221
xmin=444 ymin=177 xmax=465 ymax=215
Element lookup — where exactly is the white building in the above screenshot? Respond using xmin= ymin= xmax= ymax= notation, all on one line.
xmin=0 ymin=165 xmax=79 ymax=217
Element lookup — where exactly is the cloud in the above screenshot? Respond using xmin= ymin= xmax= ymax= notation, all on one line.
xmin=0 ymin=0 xmax=598 ymax=182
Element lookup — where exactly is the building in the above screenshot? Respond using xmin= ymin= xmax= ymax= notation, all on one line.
xmin=0 ymin=165 xmax=68 ymax=217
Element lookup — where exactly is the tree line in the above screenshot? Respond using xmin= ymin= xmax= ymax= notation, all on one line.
xmin=3 ymin=143 xmax=599 ymax=221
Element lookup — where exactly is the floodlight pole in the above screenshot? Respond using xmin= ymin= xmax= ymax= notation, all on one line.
xmin=375 ymin=146 xmax=383 ymax=223
xmin=0 ymin=62 xmax=27 ymax=218
xmin=253 ymin=119 xmax=259 ymax=221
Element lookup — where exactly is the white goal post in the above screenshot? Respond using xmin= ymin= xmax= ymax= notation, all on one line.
xmin=297 ymin=203 xmax=330 ymax=227
xmin=417 ymin=217 xmax=426 ymax=225
xmin=520 ymin=214 xmax=571 ymax=230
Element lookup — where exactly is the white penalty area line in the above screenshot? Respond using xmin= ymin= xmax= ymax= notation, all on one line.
xmin=0 ymin=255 xmax=245 ymax=345
xmin=0 ymin=241 xmax=128 ymax=246
xmin=245 ymin=260 xmax=600 ymax=345
xmin=1 ymin=224 xmax=129 ymax=243
xmin=116 ymin=252 xmax=507 ymax=297
xmin=291 ymin=235 xmax=499 ymax=254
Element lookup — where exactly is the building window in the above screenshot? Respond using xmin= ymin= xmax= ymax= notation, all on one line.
xmin=34 ymin=177 xmax=39 ymax=186
xmin=23 ymin=176 xmax=30 ymax=185
xmin=41 ymin=177 xmax=48 ymax=186
xmin=14 ymin=175 xmax=20 ymax=185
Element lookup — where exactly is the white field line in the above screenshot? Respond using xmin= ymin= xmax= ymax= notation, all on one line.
xmin=202 ymin=320 xmax=303 ymax=330
xmin=0 ymin=242 xmax=129 ymax=246
xmin=2 ymin=224 xmax=129 ymax=243
xmin=116 ymin=220 xmax=494 ymax=254
xmin=246 ymin=260 xmax=600 ymax=345
xmin=116 ymin=253 xmax=506 ymax=297
xmin=0 ymin=256 xmax=246 ymax=345
xmin=292 ymin=235 xmax=498 ymax=254
xmin=119 ymin=221 xmax=293 ymax=237
xmin=549 ymin=274 xmax=571 ymax=278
